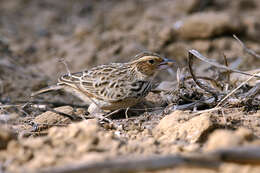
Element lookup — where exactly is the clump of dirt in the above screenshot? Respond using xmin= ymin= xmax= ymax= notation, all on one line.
xmin=0 ymin=0 xmax=260 ymax=173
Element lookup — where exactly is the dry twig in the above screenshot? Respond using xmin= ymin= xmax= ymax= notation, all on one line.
xmin=35 ymin=147 xmax=260 ymax=173
xmin=188 ymin=49 xmax=260 ymax=110
xmin=37 ymin=154 xmax=219 ymax=173
xmin=188 ymin=50 xmax=260 ymax=78
xmin=222 ymin=53 xmax=230 ymax=91
xmin=58 ymin=57 xmax=72 ymax=77
xmin=233 ymin=35 xmax=260 ymax=59
xmin=216 ymin=72 xmax=260 ymax=107
xmin=188 ymin=50 xmax=219 ymax=100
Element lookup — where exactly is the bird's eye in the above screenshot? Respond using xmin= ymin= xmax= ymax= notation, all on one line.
xmin=148 ymin=59 xmax=155 ymax=64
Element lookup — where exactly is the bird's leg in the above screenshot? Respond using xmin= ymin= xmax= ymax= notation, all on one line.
xmin=104 ymin=109 xmax=121 ymax=118
xmin=88 ymin=103 xmax=106 ymax=118
xmin=88 ymin=103 xmax=118 ymax=127
xmin=125 ymin=107 xmax=130 ymax=119
xmin=88 ymin=102 xmax=104 ymax=114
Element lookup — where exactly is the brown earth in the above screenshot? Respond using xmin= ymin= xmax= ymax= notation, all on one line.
xmin=0 ymin=0 xmax=260 ymax=173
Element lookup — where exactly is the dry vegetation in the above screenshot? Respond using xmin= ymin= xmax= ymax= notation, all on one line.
xmin=0 ymin=0 xmax=260 ymax=173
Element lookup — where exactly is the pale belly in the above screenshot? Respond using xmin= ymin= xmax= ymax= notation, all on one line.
xmin=98 ymin=97 xmax=143 ymax=111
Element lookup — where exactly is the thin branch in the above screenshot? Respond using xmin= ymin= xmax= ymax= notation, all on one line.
xmin=36 ymin=147 xmax=260 ymax=173
xmin=183 ymin=76 xmax=222 ymax=90
xmin=38 ymin=154 xmax=219 ymax=173
xmin=212 ymin=147 xmax=260 ymax=164
xmin=223 ymin=53 xmax=230 ymax=89
xmin=168 ymin=97 xmax=215 ymax=111
xmin=233 ymin=35 xmax=260 ymax=59
xmin=58 ymin=57 xmax=72 ymax=77
xmin=240 ymin=82 xmax=260 ymax=104
xmin=0 ymin=104 xmax=22 ymax=109
xmin=216 ymin=72 xmax=259 ymax=107
xmin=188 ymin=50 xmax=219 ymax=100
xmin=192 ymin=106 xmax=222 ymax=115
xmin=188 ymin=50 xmax=260 ymax=78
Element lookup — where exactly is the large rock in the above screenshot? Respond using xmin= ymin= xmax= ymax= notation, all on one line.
xmin=155 ymin=110 xmax=214 ymax=143
xmin=174 ymin=12 xmax=243 ymax=39
xmin=34 ymin=106 xmax=73 ymax=130
xmin=204 ymin=127 xmax=253 ymax=151
xmin=0 ymin=127 xmax=16 ymax=149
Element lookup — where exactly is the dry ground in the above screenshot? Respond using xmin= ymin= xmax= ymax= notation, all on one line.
xmin=0 ymin=0 xmax=260 ymax=173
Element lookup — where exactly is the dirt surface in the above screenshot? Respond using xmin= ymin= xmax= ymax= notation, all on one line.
xmin=0 ymin=0 xmax=260 ymax=173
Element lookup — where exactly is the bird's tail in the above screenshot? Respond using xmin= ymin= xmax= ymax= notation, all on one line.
xmin=31 ymin=85 xmax=64 ymax=97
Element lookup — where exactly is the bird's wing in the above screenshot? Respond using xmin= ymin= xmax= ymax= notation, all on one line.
xmin=59 ymin=64 xmax=152 ymax=102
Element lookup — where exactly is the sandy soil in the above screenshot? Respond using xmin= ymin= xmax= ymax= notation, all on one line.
xmin=0 ymin=0 xmax=260 ymax=173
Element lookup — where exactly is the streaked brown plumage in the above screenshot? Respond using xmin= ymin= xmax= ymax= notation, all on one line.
xmin=32 ymin=52 xmax=175 ymax=113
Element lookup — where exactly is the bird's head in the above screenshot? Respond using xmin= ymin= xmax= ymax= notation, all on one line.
xmin=130 ymin=52 xmax=175 ymax=79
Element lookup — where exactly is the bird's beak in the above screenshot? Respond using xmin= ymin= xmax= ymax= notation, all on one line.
xmin=159 ymin=58 xmax=175 ymax=69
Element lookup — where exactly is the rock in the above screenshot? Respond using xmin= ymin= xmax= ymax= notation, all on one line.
xmin=48 ymin=119 xmax=99 ymax=142
xmin=155 ymin=111 xmax=214 ymax=143
xmin=235 ymin=127 xmax=253 ymax=141
xmin=220 ymin=164 xmax=260 ymax=173
xmin=0 ymin=127 xmax=16 ymax=149
xmin=34 ymin=106 xmax=73 ymax=128
xmin=7 ymin=140 xmax=33 ymax=163
xmin=20 ymin=137 xmax=49 ymax=150
xmin=204 ymin=129 xmax=244 ymax=151
xmin=174 ymin=12 xmax=243 ymax=39
xmin=48 ymin=119 xmax=122 ymax=155
xmin=243 ymin=16 xmax=260 ymax=41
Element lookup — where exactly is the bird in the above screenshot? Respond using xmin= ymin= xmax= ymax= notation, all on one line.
xmin=31 ymin=52 xmax=175 ymax=115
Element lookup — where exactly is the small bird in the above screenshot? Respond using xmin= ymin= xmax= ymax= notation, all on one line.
xmin=32 ymin=52 xmax=175 ymax=114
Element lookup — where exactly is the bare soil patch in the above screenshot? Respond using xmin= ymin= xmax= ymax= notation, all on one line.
xmin=0 ymin=0 xmax=260 ymax=173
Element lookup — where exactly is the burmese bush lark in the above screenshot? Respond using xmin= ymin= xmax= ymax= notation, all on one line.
xmin=32 ymin=52 xmax=175 ymax=114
